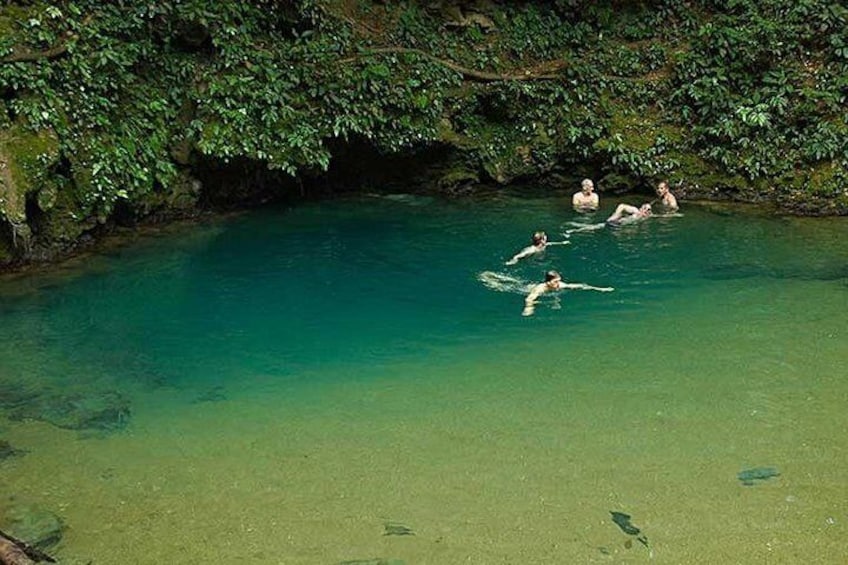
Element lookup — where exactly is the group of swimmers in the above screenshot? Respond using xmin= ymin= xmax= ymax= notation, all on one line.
xmin=573 ymin=178 xmax=678 ymax=224
xmin=507 ymin=179 xmax=679 ymax=316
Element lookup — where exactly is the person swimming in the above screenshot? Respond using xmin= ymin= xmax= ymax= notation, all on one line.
xmin=563 ymin=202 xmax=652 ymax=236
xmin=563 ymin=221 xmax=606 ymax=236
xmin=522 ymin=270 xmax=613 ymax=316
xmin=606 ymin=203 xmax=652 ymax=226
xmin=505 ymin=231 xmax=570 ymax=265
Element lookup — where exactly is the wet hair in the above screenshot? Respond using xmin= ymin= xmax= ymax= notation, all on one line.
xmin=532 ymin=231 xmax=546 ymax=245
xmin=545 ymin=270 xmax=561 ymax=282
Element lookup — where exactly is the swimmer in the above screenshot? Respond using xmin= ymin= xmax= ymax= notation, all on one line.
xmin=505 ymin=231 xmax=570 ymax=265
xmin=572 ymin=179 xmax=600 ymax=211
xmin=564 ymin=222 xmax=606 ymax=236
xmin=606 ymin=203 xmax=652 ymax=226
xmin=522 ymin=270 xmax=613 ymax=316
xmin=478 ymin=271 xmax=531 ymax=294
xmin=655 ymin=180 xmax=679 ymax=212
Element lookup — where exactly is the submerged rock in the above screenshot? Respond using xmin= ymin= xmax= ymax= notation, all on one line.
xmin=191 ymin=386 xmax=228 ymax=404
xmin=0 ymin=380 xmax=43 ymax=410
xmin=339 ymin=560 xmax=405 ymax=565
xmin=610 ymin=511 xmax=640 ymax=535
xmin=383 ymin=522 xmax=414 ymax=536
xmin=610 ymin=511 xmax=649 ymax=549
xmin=374 ymin=193 xmax=434 ymax=206
xmin=0 ymin=440 xmax=25 ymax=461
xmin=702 ymin=262 xmax=771 ymax=280
xmin=0 ymin=440 xmax=14 ymax=460
xmin=0 ymin=498 xmax=64 ymax=550
xmin=738 ymin=467 xmax=780 ymax=486
xmin=703 ymin=262 xmax=848 ymax=283
xmin=11 ymin=391 xmax=131 ymax=432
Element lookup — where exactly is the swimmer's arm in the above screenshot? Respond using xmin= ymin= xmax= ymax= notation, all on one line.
xmin=506 ymin=246 xmax=536 ymax=265
xmin=545 ymin=240 xmax=571 ymax=246
xmin=561 ymin=283 xmax=614 ymax=292
xmin=607 ymin=203 xmax=637 ymax=222
xmin=522 ymin=285 xmax=547 ymax=315
xmin=524 ymin=286 xmax=546 ymax=305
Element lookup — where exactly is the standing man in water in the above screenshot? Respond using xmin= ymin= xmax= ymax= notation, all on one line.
xmin=655 ymin=180 xmax=679 ymax=212
xmin=522 ymin=270 xmax=613 ymax=316
xmin=606 ymin=203 xmax=652 ymax=226
xmin=572 ymin=179 xmax=600 ymax=211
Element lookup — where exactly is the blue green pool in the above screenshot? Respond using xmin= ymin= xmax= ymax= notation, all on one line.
xmin=1 ymin=193 xmax=846 ymax=563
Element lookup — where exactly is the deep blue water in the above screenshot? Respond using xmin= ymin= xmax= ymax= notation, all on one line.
xmin=2 ymin=194 xmax=843 ymax=390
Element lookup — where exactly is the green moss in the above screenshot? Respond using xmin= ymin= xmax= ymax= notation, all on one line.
xmin=776 ymin=161 xmax=848 ymax=214
xmin=22 ymin=172 xmax=95 ymax=245
xmin=0 ymin=122 xmax=60 ymax=223
xmin=669 ymin=151 xmax=749 ymax=191
xmin=607 ymin=108 xmax=659 ymax=152
xmin=67 ymin=154 xmax=94 ymax=200
xmin=36 ymin=179 xmax=58 ymax=211
xmin=807 ymin=162 xmax=845 ymax=196
xmin=437 ymin=118 xmax=478 ymax=150
xmin=0 ymin=233 xmax=12 ymax=263
xmin=0 ymin=5 xmax=30 ymax=39
xmin=437 ymin=166 xmax=478 ymax=191
xmin=35 ymin=192 xmax=95 ymax=243
xmin=0 ymin=102 xmax=10 ymax=129
xmin=133 ymin=170 xmax=201 ymax=216
xmin=480 ymin=140 xmax=539 ymax=184
xmin=599 ymin=172 xmax=640 ymax=191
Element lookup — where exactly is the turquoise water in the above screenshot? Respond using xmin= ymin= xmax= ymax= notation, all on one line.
xmin=1 ymin=193 xmax=847 ymax=563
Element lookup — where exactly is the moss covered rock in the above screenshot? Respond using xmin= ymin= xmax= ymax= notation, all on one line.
xmin=0 ymin=122 xmax=60 ymax=225
xmin=776 ymin=162 xmax=848 ymax=215
xmin=132 ymin=170 xmax=202 ymax=217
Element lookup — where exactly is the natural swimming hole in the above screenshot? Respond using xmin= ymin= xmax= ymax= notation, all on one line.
xmin=1 ymin=193 xmax=846 ymax=563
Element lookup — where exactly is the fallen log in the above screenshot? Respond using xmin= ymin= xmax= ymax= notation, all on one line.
xmin=0 ymin=529 xmax=55 ymax=564
xmin=0 ymin=535 xmax=33 ymax=565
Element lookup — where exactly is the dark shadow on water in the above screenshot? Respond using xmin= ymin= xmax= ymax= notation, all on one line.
xmin=702 ymin=262 xmax=848 ymax=283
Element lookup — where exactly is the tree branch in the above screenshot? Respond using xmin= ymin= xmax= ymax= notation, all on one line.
xmin=1 ymin=42 xmax=70 ymax=64
xmin=1 ymin=16 xmax=91 ymax=65
xmin=340 ymin=47 xmax=565 ymax=82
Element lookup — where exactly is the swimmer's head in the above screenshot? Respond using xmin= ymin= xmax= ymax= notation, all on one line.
xmin=581 ymin=179 xmax=594 ymax=193
xmin=532 ymin=231 xmax=547 ymax=246
xmin=656 ymin=181 xmax=669 ymax=195
xmin=545 ymin=270 xmax=561 ymax=283
xmin=640 ymin=203 xmax=653 ymax=215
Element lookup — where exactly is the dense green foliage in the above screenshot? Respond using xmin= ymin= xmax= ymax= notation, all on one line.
xmin=1 ymin=0 xmax=846 ymax=263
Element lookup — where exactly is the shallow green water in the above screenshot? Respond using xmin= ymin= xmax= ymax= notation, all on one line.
xmin=1 ymin=193 xmax=846 ymax=563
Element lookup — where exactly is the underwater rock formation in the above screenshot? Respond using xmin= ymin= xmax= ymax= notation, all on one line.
xmin=0 ymin=496 xmax=63 ymax=558
xmin=10 ymin=391 xmax=130 ymax=432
